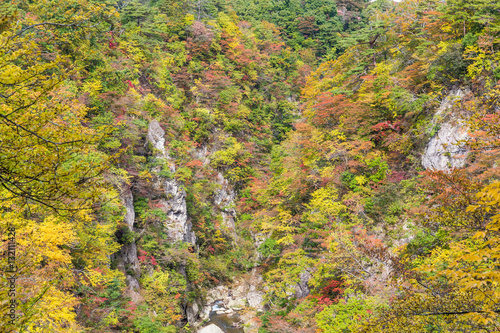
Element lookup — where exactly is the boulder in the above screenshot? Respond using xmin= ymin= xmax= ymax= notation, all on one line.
xmin=202 ymin=268 xmax=265 ymax=317
xmin=227 ymin=297 xmax=246 ymax=311
xmin=247 ymin=285 xmax=264 ymax=308
xmin=198 ymin=324 xmax=224 ymax=333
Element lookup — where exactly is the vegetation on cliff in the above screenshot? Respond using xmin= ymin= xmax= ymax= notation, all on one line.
xmin=1 ymin=0 xmax=500 ymax=332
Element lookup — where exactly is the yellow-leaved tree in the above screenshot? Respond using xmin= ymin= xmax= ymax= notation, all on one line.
xmin=0 ymin=3 xmax=123 ymax=332
xmin=360 ymin=84 xmax=500 ymax=333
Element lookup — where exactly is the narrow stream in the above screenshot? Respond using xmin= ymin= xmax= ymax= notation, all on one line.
xmin=207 ymin=301 xmax=244 ymax=333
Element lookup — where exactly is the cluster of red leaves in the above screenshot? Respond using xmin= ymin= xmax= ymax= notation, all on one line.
xmin=186 ymin=159 xmax=204 ymax=168
xmin=385 ymin=170 xmax=408 ymax=183
xmin=353 ymin=227 xmax=387 ymax=257
xmin=137 ymin=249 xmax=158 ymax=266
xmin=310 ymin=279 xmax=345 ymax=307
xmin=371 ymin=120 xmax=402 ymax=141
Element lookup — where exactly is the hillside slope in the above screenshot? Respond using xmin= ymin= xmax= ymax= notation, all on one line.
xmin=1 ymin=0 xmax=500 ymax=332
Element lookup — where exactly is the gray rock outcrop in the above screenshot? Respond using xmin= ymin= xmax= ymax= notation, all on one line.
xmin=146 ymin=120 xmax=196 ymax=245
xmin=422 ymin=89 xmax=469 ymax=171
xmin=146 ymin=119 xmax=198 ymax=323
xmin=146 ymin=119 xmax=167 ymax=158
xmin=116 ymin=187 xmax=141 ymax=302
xmin=186 ymin=301 xmax=201 ymax=324
xmin=193 ymin=144 xmax=211 ymax=166
xmin=214 ymin=172 xmax=237 ymax=230
xmin=294 ymin=271 xmax=312 ymax=299
xmin=422 ymin=122 xmax=468 ymax=171
xmin=200 ymin=268 xmax=265 ymax=322
xmin=157 ymin=180 xmax=196 ymax=244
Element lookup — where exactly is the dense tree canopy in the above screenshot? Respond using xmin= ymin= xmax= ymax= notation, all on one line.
xmin=1 ymin=0 xmax=500 ymax=332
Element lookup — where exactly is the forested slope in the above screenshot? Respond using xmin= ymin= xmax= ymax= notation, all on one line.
xmin=0 ymin=0 xmax=500 ymax=332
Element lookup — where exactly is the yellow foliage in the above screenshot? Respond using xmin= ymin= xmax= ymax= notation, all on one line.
xmin=305 ymin=187 xmax=346 ymax=220
xmin=82 ymin=78 xmax=103 ymax=98
xmin=364 ymin=181 xmax=500 ymax=332
xmin=184 ymin=13 xmax=195 ymax=26
xmin=0 ymin=199 xmax=80 ymax=331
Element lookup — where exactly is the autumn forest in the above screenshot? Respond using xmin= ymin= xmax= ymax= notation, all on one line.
xmin=1 ymin=0 xmax=500 ymax=332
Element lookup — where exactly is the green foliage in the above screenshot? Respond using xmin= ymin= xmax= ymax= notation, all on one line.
xmin=366 ymin=156 xmax=389 ymax=182
xmin=211 ymin=137 xmax=245 ymax=168
xmin=6 ymin=0 xmax=500 ymax=331
xmin=133 ymin=197 xmax=149 ymax=220
xmin=138 ymin=269 xmax=187 ymax=329
xmin=174 ymin=166 xmax=193 ymax=182
xmin=117 ymin=225 xmax=137 ymax=245
xmin=264 ymin=249 xmax=317 ymax=300
xmin=133 ymin=305 xmax=176 ymax=333
xmin=258 ymin=238 xmax=281 ymax=258
xmin=231 ymin=0 xmax=360 ymax=56
xmin=316 ymin=297 xmax=376 ymax=332
xmin=404 ymin=229 xmax=450 ymax=259
xmin=429 ymin=43 xmax=469 ymax=84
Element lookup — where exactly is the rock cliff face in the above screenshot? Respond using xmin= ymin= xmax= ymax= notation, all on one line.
xmin=146 ymin=119 xmax=199 ymax=321
xmin=146 ymin=120 xmax=196 ymax=245
xmin=213 ymin=172 xmax=237 ymax=230
xmin=186 ymin=301 xmax=201 ymax=324
xmin=422 ymin=89 xmax=469 ymax=171
xmin=116 ymin=187 xmax=141 ymax=302
xmin=159 ymin=180 xmax=197 ymax=244
xmin=146 ymin=119 xmax=168 ymax=159
xmin=142 ymin=119 xmax=259 ymax=326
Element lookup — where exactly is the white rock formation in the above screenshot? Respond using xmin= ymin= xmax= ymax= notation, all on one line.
xmin=157 ymin=180 xmax=196 ymax=244
xmin=214 ymin=172 xmax=237 ymax=230
xmin=146 ymin=119 xmax=167 ymax=158
xmin=422 ymin=89 xmax=469 ymax=171
xmin=246 ymin=284 xmax=265 ymax=308
xmin=422 ymin=122 xmax=468 ymax=171
xmin=146 ymin=120 xmax=196 ymax=245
